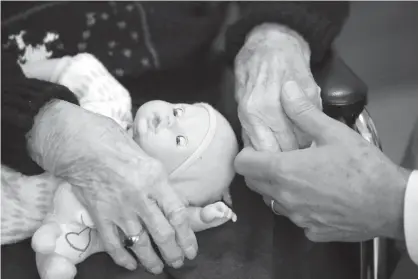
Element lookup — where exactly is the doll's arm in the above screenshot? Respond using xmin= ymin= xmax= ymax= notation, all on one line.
xmin=186 ymin=201 xmax=237 ymax=232
xmin=21 ymin=54 xmax=133 ymax=130
xmin=20 ymin=57 xmax=71 ymax=83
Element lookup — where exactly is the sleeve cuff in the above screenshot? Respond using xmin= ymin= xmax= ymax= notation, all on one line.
xmin=404 ymin=170 xmax=418 ymax=265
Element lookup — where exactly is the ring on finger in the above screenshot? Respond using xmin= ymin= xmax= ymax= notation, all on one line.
xmin=270 ymin=199 xmax=282 ymax=216
xmin=124 ymin=227 xmax=146 ymax=247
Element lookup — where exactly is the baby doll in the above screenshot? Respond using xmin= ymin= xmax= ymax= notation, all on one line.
xmin=31 ymin=99 xmax=239 ymax=279
xmin=1 ymin=54 xmax=239 ymax=278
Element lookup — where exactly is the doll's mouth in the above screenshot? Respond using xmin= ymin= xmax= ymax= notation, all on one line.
xmin=143 ymin=114 xmax=163 ymax=133
xmin=137 ymin=114 xmax=167 ymax=135
xmin=151 ymin=115 xmax=161 ymax=129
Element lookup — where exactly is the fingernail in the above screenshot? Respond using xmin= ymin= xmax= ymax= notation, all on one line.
xmin=150 ymin=265 xmax=163 ymax=274
xmin=126 ymin=261 xmax=137 ymax=271
xmin=171 ymin=259 xmax=184 ymax=268
xmin=283 ymin=81 xmax=302 ymax=100
xmin=185 ymin=247 xmax=197 ymax=259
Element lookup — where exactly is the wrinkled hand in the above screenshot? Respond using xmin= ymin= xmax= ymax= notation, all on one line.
xmin=235 ymin=81 xmax=411 ymax=242
xmin=27 ymin=100 xmax=197 ymax=274
xmin=235 ymin=24 xmax=322 ymax=152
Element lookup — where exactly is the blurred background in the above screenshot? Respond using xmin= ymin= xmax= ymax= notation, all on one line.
xmin=335 ymin=1 xmax=418 ymax=166
xmin=335 ymin=2 xmax=418 ymax=278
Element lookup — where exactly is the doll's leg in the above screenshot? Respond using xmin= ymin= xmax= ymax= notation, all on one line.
xmin=1 ymin=166 xmax=59 ymax=245
xmin=187 ymin=201 xmax=237 ymax=232
xmin=32 ymin=222 xmax=62 ymax=254
xmin=200 ymin=201 xmax=237 ymax=224
xmin=36 ymin=252 xmax=77 ymax=279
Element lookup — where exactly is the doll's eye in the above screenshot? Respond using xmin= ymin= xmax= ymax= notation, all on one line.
xmin=176 ymin=135 xmax=188 ymax=147
xmin=173 ymin=107 xmax=184 ymax=117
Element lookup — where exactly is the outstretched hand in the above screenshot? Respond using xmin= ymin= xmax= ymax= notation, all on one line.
xmin=235 ymin=81 xmax=411 ymax=242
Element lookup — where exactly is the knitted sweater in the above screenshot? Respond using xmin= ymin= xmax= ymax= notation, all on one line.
xmin=1 ymin=1 xmax=349 ymax=175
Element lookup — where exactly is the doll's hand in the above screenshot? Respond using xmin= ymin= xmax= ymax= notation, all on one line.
xmin=200 ymin=202 xmax=237 ymax=224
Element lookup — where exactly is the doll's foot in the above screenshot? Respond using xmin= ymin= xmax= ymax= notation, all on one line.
xmin=201 ymin=201 xmax=237 ymax=224
xmin=32 ymin=222 xmax=62 ymax=254
xmin=36 ymin=253 xmax=77 ymax=279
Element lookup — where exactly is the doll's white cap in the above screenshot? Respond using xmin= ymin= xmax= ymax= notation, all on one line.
xmin=169 ymin=103 xmax=217 ymax=178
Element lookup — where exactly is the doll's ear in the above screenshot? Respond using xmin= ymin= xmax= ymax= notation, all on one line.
xmin=222 ymin=190 xmax=232 ymax=207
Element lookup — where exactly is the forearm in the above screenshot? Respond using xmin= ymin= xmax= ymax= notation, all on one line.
xmin=1 ymin=53 xmax=79 ymax=175
xmin=225 ymin=1 xmax=350 ymax=65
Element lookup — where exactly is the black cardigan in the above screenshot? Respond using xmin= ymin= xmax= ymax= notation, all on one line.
xmin=1 ymin=1 xmax=349 ymax=175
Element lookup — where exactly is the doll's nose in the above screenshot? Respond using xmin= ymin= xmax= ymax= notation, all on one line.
xmin=152 ymin=114 xmax=174 ymax=131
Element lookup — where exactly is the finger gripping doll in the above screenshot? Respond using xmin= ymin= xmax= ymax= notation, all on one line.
xmin=31 ymin=99 xmax=239 ymax=278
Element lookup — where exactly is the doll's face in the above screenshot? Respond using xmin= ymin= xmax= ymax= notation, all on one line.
xmin=133 ymin=101 xmax=209 ymax=174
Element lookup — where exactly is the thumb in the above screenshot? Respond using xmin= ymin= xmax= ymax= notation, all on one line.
xmin=282 ymin=81 xmax=335 ymax=142
xmin=234 ymin=147 xmax=279 ymax=180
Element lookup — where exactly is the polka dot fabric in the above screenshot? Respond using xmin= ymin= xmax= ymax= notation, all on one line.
xmin=2 ymin=2 xmax=159 ymax=77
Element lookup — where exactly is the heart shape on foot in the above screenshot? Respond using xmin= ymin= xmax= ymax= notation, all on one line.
xmin=65 ymin=227 xmax=92 ymax=252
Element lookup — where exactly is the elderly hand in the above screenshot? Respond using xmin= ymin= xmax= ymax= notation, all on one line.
xmin=235 ymin=23 xmax=322 ymax=152
xmin=27 ymin=100 xmax=197 ymax=274
xmin=235 ymin=81 xmax=411 ymax=242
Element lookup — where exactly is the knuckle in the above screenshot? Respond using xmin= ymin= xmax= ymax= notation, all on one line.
xmin=278 ymin=190 xmax=293 ymax=204
xmin=168 ymin=207 xmax=188 ymax=227
xmin=316 ymin=85 xmax=322 ymax=97
xmin=101 ymin=229 xmax=121 ymax=250
xmin=104 ymin=240 xmax=122 ymax=253
xmin=239 ymin=99 xmax=254 ymax=115
xmin=289 ymin=213 xmax=306 ymax=226
xmin=291 ymin=99 xmax=316 ymax=117
xmin=305 ymin=84 xmax=319 ymax=99
xmin=305 ymin=230 xmax=319 ymax=242
xmin=135 ymin=233 xmax=152 ymax=248
xmin=154 ymin=227 xmax=175 ymax=244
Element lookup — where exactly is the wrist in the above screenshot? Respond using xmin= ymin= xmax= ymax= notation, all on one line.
xmin=19 ymin=56 xmax=72 ymax=83
xmin=245 ymin=23 xmax=311 ymax=60
xmin=26 ymin=100 xmax=84 ymax=172
xmin=51 ymin=56 xmax=73 ymax=83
